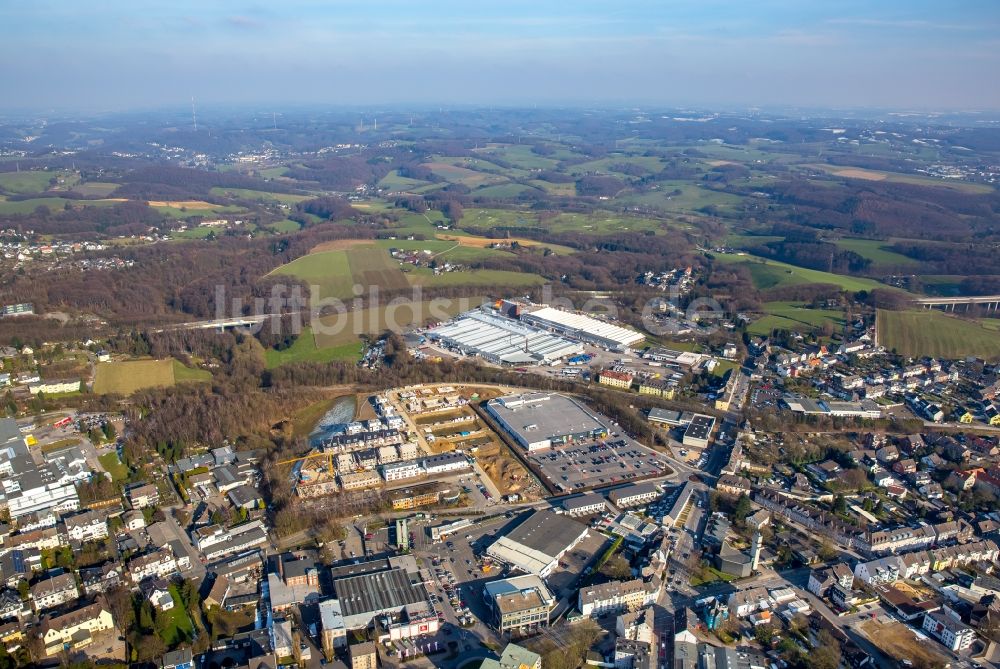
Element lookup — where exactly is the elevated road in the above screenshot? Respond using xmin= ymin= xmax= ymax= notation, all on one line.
xmin=915 ymin=295 xmax=1000 ymax=311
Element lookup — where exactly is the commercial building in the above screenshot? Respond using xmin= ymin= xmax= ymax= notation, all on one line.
xmin=782 ymin=395 xmax=881 ymax=419
xmin=609 ymin=483 xmax=660 ymax=508
xmin=578 ymin=578 xmax=658 ymax=617
xmin=646 ymin=409 xmax=695 ymax=428
xmin=321 ymin=556 xmax=437 ymax=650
xmin=520 ymin=306 xmax=645 ymax=350
xmin=483 ymin=574 xmax=555 ymax=633
xmin=681 ymin=415 xmax=715 ymax=449
xmin=486 ymin=393 xmax=608 ymax=452
xmin=427 ymin=310 xmax=583 ymax=366
xmin=487 ymin=510 xmax=588 ymax=577
xmin=0 ymin=420 xmax=84 ymax=521
xmin=562 ymin=493 xmax=607 ymax=517
xmin=268 ymin=554 xmax=321 ymax=612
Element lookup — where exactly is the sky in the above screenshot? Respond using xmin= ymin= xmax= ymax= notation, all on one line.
xmin=2 ymin=0 xmax=999 ymax=112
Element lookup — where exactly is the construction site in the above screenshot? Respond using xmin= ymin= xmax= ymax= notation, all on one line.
xmin=276 ymin=384 xmax=546 ymax=506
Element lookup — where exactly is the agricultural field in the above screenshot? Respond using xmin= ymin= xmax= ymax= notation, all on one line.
xmin=407 ymin=267 xmax=545 ymax=290
xmin=312 ymin=297 xmax=477 ymax=348
xmin=833 ymin=238 xmax=918 ymax=265
xmin=0 ymin=170 xmax=78 ymax=194
xmin=146 ymin=200 xmax=247 ymax=219
xmin=271 ymin=235 xmax=545 ymax=302
xmin=258 ymin=166 xmax=289 ymax=179
xmin=377 ymin=170 xmax=435 ymax=192
xmin=421 ymin=161 xmax=508 ymax=188
xmin=269 ymin=247 xmax=359 ymax=299
xmin=713 ymin=253 xmax=889 ymax=292
xmin=268 ymin=219 xmax=302 ymax=233
xmin=805 ymin=163 xmax=995 ymax=194
xmin=434 ymin=232 xmax=575 ymax=256
xmin=461 ymin=207 xmax=668 ymax=235
xmin=70 ymin=181 xmax=120 ymax=197
xmin=618 ymin=182 xmax=745 ymax=214
xmin=263 ymin=327 xmax=363 ymax=368
xmin=747 ymin=302 xmax=845 ymax=336
xmin=93 ymin=359 xmax=210 ymax=395
xmin=566 ymin=154 xmax=665 ymax=177
xmin=877 ymin=309 xmax=1000 ymax=360
xmin=477 ymin=144 xmax=562 ymax=170
xmin=472 ymin=183 xmax=540 ymax=198
xmin=0 ymin=196 xmax=121 ymax=215
xmin=208 ymin=187 xmax=311 ymax=204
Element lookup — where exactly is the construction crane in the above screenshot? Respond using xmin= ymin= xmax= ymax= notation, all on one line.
xmin=276 ymin=450 xmax=334 ymax=473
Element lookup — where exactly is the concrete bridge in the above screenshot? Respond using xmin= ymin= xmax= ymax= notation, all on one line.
xmin=154 ymin=314 xmax=274 ymax=333
xmin=915 ymin=295 xmax=1000 ymax=312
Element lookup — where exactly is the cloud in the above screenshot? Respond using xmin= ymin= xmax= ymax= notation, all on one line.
xmin=825 ymin=17 xmax=989 ymax=31
xmin=225 ymin=15 xmax=263 ymax=30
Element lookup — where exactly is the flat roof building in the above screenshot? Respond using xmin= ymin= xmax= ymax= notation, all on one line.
xmin=486 ymin=393 xmax=608 ymax=452
xmin=562 ymin=493 xmax=607 ymax=516
xmin=487 ymin=510 xmax=588 ymax=577
xmin=521 ymin=306 xmax=645 ymax=350
xmin=483 ymin=574 xmax=555 ymax=634
xmin=682 ymin=415 xmax=716 ymax=449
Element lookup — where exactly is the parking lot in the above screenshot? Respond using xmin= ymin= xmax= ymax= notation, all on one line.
xmin=528 ymin=438 xmax=672 ymax=492
xmin=750 ymin=381 xmax=782 ymax=410
xmin=419 ymin=510 xmax=607 ymax=629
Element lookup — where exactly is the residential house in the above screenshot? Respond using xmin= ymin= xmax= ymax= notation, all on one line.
xmin=598 ymin=370 xmax=634 ymax=390
xmin=922 ymin=611 xmax=975 ymax=652
xmin=64 ymin=509 xmax=108 ymax=542
xmin=127 ymin=483 xmax=159 ymax=509
xmin=31 ymin=572 xmax=79 ymax=611
xmin=40 ymin=603 xmax=114 ymax=656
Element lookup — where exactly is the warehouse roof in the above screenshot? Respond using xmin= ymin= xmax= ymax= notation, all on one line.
xmin=428 ymin=310 xmax=581 ymax=365
xmin=332 ymin=567 xmax=428 ymax=618
xmin=488 ymin=510 xmax=587 ymax=575
xmin=521 ymin=306 xmax=645 ymax=347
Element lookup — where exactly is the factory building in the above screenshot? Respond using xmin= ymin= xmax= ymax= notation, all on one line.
xmin=427 ymin=310 xmax=582 ymax=366
xmin=520 ymin=306 xmax=645 ymax=351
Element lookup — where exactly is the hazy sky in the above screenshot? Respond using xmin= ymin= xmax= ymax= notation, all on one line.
xmin=3 ymin=0 xmax=999 ymax=111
